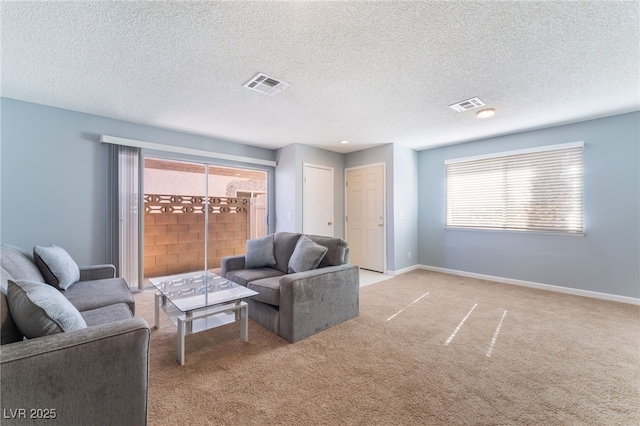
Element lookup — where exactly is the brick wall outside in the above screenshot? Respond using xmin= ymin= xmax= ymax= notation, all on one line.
xmin=144 ymin=195 xmax=250 ymax=278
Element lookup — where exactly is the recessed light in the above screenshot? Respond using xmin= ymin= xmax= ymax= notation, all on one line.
xmin=476 ymin=108 xmax=495 ymax=118
xmin=339 ymin=140 xmax=349 ymax=144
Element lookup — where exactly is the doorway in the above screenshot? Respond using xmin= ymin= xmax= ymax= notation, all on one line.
xmin=345 ymin=164 xmax=385 ymax=272
xmin=303 ymin=163 xmax=334 ymax=237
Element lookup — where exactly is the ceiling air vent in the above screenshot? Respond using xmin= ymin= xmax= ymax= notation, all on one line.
xmin=243 ymin=73 xmax=290 ymax=96
xmin=449 ymin=97 xmax=485 ymax=112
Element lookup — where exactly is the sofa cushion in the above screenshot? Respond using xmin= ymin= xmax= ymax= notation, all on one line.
xmin=247 ymin=276 xmax=281 ymax=307
xmin=33 ymin=245 xmax=80 ymax=290
xmin=1 ymin=266 xmax=24 ymax=344
xmin=1 ymin=245 xmax=45 ymax=283
xmin=273 ymin=232 xmax=300 ymax=274
xmin=81 ymin=303 xmax=134 ymax=327
xmin=245 ymin=234 xmax=276 ymax=269
xmin=273 ymin=232 xmax=302 ymax=273
xmin=288 ymin=235 xmax=328 ymax=273
xmin=226 ymin=268 xmax=284 ymax=287
xmin=7 ymin=279 xmax=87 ymax=338
xmin=1 ymin=291 xmax=22 ymax=344
xmin=307 ymin=235 xmax=349 ymax=267
xmin=64 ymin=278 xmax=135 ymax=315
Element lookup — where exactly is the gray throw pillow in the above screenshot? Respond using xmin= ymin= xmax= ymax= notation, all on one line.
xmin=7 ymin=279 xmax=87 ymax=339
xmin=245 ymin=235 xmax=276 ymax=269
xmin=33 ymin=244 xmax=80 ymax=290
xmin=288 ymin=235 xmax=328 ymax=273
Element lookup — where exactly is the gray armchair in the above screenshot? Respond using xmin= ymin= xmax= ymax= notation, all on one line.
xmin=0 ymin=245 xmax=149 ymax=426
xmin=221 ymin=232 xmax=360 ymax=342
xmin=1 ymin=319 xmax=149 ymax=425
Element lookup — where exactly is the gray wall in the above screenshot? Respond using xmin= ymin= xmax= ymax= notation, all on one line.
xmin=418 ymin=112 xmax=640 ymax=298
xmin=1 ymin=98 xmax=276 ymax=266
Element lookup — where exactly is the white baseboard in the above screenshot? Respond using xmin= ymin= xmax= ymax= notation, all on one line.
xmin=413 ymin=265 xmax=640 ymax=306
xmin=386 ymin=265 xmax=421 ymax=276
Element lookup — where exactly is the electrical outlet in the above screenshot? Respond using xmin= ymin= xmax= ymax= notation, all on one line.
xmin=287 ymin=212 xmax=292 ymax=220
xmin=408 ymin=252 xmax=411 ymax=259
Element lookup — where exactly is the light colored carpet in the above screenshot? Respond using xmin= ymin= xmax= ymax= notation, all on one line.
xmin=135 ymin=270 xmax=639 ymax=425
xmin=359 ymin=269 xmax=393 ymax=287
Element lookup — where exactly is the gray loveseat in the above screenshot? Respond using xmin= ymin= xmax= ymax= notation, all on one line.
xmin=221 ymin=232 xmax=359 ymax=343
xmin=0 ymin=245 xmax=149 ymax=426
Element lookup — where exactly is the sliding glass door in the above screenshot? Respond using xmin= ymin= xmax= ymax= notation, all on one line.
xmin=143 ymin=158 xmax=206 ymax=278
xmin=142 ymin=157 xmax=268 ymax=281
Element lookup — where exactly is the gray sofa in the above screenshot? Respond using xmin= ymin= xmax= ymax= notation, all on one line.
xmin=221 ymin=232 xmax=360 ymax=343
xmin=0 ymin=245 xmax=149 ymax=426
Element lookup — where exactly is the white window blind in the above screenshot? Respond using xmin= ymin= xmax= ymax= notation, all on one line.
xmin=445 ymin=143 xmax=584 ymax=234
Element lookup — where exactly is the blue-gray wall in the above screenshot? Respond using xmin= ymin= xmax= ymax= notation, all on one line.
xmin=418 ymin=112 xmax=640 ymax=298
xmin=3 ymin=98 xmax=637 ymax=299
xmin=392 ymin=144 xmax=419 ymax=272
xmin=274 ymin=144 xmax=297 ymax=233
xmin=0 ymin=98 xmax=275 ymax=266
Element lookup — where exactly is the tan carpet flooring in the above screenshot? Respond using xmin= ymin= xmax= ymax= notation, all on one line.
xmin=135 ymin=270 xmax=640 ymax=425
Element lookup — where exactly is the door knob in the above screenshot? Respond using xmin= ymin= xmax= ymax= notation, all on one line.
xmin=328 ymin=221 xmax=333 ymax=226
xmin=378 ymin=224 xmax=384 ymax=227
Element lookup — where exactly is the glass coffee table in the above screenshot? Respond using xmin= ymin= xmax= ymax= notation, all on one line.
xmin=149 ymin=271 xmax=258 ymax=365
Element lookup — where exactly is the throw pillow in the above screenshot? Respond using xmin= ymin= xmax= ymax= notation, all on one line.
xmin=33 ymin=244 xmax=80 ymax=290
xmin=245 ymin=235 xmax=276 ymax=269
xmin=7 ymin=279 xmax=87 ymax=339
xmin=288 ymin=235 xmax=328 ymax=273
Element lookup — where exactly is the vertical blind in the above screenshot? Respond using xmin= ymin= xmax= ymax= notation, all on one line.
xmin=445 ymin=142 xmax=584 ymax=233
xmin=118 ymin=145 xmax=141 ymax=289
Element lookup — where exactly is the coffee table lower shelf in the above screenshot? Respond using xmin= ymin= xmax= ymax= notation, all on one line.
xmin=154 ymin=293 xmax=250 ymax=365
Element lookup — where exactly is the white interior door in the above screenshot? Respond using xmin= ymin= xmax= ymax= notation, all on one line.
xmin=303 ymin=164 xmax=334 ymax=237
xmin=346 ymin=164 xmax=385 ymax=272
xmin=250 ymin=193 xmax=267 ymax=239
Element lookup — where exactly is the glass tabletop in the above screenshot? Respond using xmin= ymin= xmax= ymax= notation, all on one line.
xmin=148 ymin=271 xmax=257 ymax=313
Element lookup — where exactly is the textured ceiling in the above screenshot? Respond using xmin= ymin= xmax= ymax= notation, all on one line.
xmin=1 ymin=1 xmax=639 ymax=153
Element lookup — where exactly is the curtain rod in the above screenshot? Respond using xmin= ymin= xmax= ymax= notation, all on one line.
xmin=100 ymin=135 xmax=277 ymax=167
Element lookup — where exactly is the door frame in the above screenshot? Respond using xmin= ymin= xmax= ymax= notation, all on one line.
xmin=303 ymin=163 xmax=334 ymax=237
xmin=344 ymin=162 xmax=387 ymax=274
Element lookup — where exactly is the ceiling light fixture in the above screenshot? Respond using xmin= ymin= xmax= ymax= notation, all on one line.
xmin=340 ymin=140 xmax=349 ymax=144
xmin=476 ymin=108 xmax=495 ymax=118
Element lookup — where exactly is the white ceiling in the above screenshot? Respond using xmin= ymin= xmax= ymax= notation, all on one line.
xmin=1 ymin=1 xmax=639 ymax=154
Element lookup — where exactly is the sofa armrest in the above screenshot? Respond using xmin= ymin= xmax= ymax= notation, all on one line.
xmin=0 ymin=318 xmax=150 ymax=426
xmin=79 ymin=264 xmax=116 ymax=281
xmin=279 ymin=264 xmax=360 ymax=343
xmin=220 ymin=255 xmax=246 ymax=278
